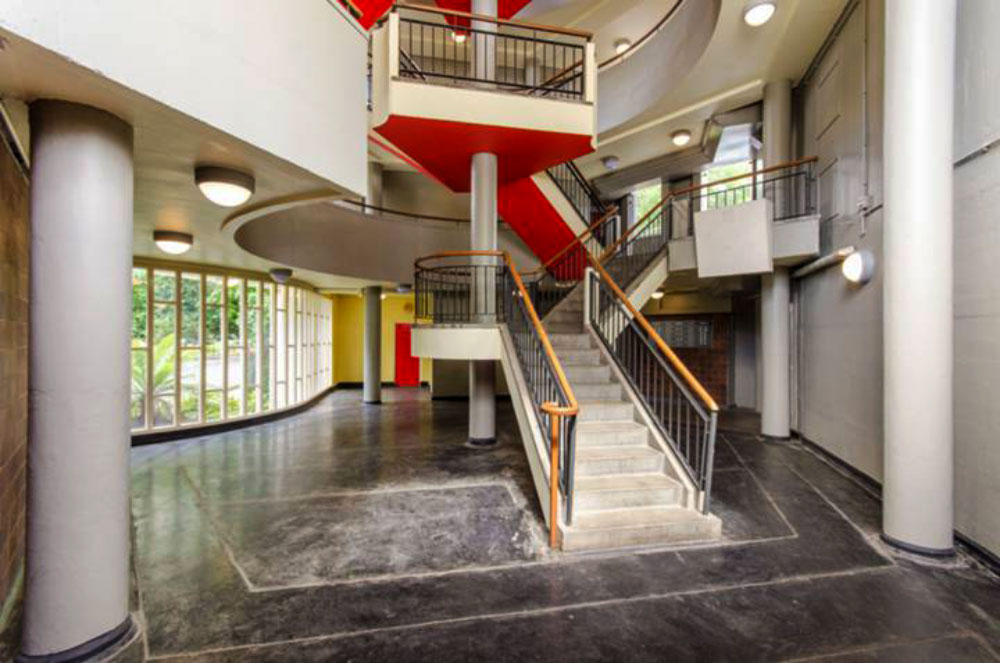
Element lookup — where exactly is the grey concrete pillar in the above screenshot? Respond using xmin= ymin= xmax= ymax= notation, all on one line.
xmin=363 ymin=286 xmax=382 ymax=404
xmin=882 ymin=0 xmax=955 ymax=555
xmin=469 ymin=151 xmax=498 ymax=445
xmin=22 ymin=101 xmax=134 ymax=658
xmin=759 ymin=80 xmax=792 ymax=438
xmin=472 ymin=0 xmax=498 ymax=84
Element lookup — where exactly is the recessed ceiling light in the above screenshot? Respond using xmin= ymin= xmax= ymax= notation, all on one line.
xmin=269 ymin=267 xmax=293 ymax=284
xmin=195 ymin=166 xmax=255 ymax=208
xmin=602 ymin=155 xmax=620 ymax=170
xmin=671 ymin=129 xmax=692 ymax=147
xmin=841 ymin=249 xmax=876 ymax=285
xmin=613 ymin=38 xmax=631 ymax=55
xmin=153 ymin=230 xmax=193 ymax=255
xmin=743 ymin=1 xmax=776 ymax=27
xmin=651 ymin=290 xmax=665 ymax=300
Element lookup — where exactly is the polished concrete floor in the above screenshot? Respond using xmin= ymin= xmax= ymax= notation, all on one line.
xmin=4 ymin=388 xmax=1000 ymax=661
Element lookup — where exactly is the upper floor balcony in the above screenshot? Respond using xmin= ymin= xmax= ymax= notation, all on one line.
xmin=370 ymin=4 xmax=597 ymax=192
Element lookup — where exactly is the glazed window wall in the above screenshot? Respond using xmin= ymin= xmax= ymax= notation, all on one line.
xmin=130 ymin=264 xmax=332 ymax=433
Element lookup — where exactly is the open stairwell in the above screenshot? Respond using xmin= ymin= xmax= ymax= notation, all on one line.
xmin=544 ymin=288 xmax=721 ymax=552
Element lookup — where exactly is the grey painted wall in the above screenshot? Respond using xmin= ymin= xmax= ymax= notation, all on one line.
xmin=794 ymin=0 xmax=1000 ymax=557
xmin=953 ymin=0 xmax=1000 ymax=557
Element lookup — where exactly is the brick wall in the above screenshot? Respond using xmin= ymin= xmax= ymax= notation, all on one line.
xmin=651 ymin=313 xmax=730 ymax=406
xmin=0 ymin=134 xmax=28 ymax=611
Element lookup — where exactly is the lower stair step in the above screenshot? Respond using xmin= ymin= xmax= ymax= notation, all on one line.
xmin=573 ymin=473 xmax=682 ymax=510
xmin=575 ymin=445 xmax=663 ymax=475
xmin=576 ymin=421 xmax=648 ymax=446
xmin=560 ymin=506 xmax=722 ymax=552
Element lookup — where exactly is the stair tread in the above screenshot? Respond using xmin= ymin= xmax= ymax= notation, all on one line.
xmin=567 ymin=506 xmax=705 ymax=531
xmin=579 ymin=399 xmax=630 ymax=406
xmin=576 ymin=421 xmax=646 ymax=433
xmin=574 ymin=473 xmax=680 ymax=493
xmin=575 ymin=445 xmax=660 ymax=460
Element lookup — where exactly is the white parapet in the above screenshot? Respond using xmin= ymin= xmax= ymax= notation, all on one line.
xmin=411 ymin=326 xmax=502 ymax=360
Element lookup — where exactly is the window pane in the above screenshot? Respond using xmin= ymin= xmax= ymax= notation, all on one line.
xmin=227 ymin=278 xmax=243 ymax=345
xmin=247 ymin=306 xmax=258 ymax=351
xmin=181 ymin=273 xmax=201 ymax=346
xmin=132 ymin=268 xmax=148 ymax=348
xmin=206 ymin=275 xmax=223 ymax=306
xmin=180 ymin=349 xmax=201 ymax=424
xmin=152 ymin=304 xmax=176 ymax=405
xmin=246 ymin=388 xmax=258 ymax=415
xmin=247 ymin=280 xmax=260 ymax=309
xmin=153 ymin=396 xmax=175 ymax=428
xmin=206 ymin=305 xmax=223 ymax=391
xmin=205 ymin=391 xmax=223 ymax=423
xmin=227 ymin=388 xmax=243 ymax=418
xmin=261 ymin=283 xmax=272 ymax=411
xmin=227 ymin=348 xmax=243 ymax=417
xmin=154 ymin=270 xmax=176 ymax=302
xmin=130 ymin=349 xmax=147 ymax=430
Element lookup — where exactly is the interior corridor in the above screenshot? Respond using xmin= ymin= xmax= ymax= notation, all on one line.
xmin=4 ymin=388 xmax=996 ymax=661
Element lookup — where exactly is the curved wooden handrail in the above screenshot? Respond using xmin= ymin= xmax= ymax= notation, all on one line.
xmin=597 ymin=0 xmax=685 ymax=69
xmin=599 ymin=156 xmax=820 ymax=261
xmin=393 ymin=2 xmax=593 ymax=40
xmin=587 ymin=255 xmax=719 ymax=413
xmin=523 ymin=205 xmax=619 ymax=277
xmin=414 ymin=250 xmax=578 ymax=418
xmin=338 ymin=199 xmax=469 ymax=224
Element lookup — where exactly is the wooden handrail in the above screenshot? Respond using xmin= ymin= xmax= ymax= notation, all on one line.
xmin=597 ymin=0 xmax=684 ymax=69
xmin=599 ymin=156 xmax=819 ymax=261
xmin=587 ymin=255 xmax=719 ymax=413
xmin=415 ymin=250 xmax=578 ymax=547
xmin=524 ymin=205 xmax=619 ymax=277
xmin=393 ymin=2 xmax=593 ymax=40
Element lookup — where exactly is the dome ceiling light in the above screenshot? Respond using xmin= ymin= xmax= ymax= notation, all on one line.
xmin=671 ymin=129 xmax=692 ymax=147
xmin=613 ymin=38 xmax=631 ymax=55
xmin=269 ymin=267 xmax=293 ymax=284
xmin=651 ymin=290 xmax=665 ymax=300
xmin=841 ymin=249 xmax=876 ymax=285
xmin=743 ymin=1 xmax=776 ymax=27
xmin=153 ymin=230 xmax=193 ymax=255
xmin=602 ymin=155 xmax=620 ymax=170
xmin=195 ymin=165 xmax=256 ymax=208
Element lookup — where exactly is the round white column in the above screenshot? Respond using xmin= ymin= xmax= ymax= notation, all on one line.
xmin=22 ymin=100 xmax=134 ymax=657
xmin=760 ymin=80 xmax=792 ymax=438
xmin=882 ymin=0 xmax=956 ymax=555
xmin=363 ymin=285 xmax=382 ymax=404
xmin=469 ymin=152 xmax=498 ymax=445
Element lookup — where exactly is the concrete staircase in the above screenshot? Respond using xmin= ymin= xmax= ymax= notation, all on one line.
xmin=544 ymin=288 xmax=721 ymax=552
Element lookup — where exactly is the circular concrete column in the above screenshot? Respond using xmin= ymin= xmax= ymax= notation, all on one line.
xmin=469 ymin=152 xmax=498 ymax=446
xmin=363 ymin=286 xmax=383 ymax=404
xmin=22 ymin=100 xmax=134 ymax=658
xmin=882 ymin=0 xmax=956 ymax=555
xmin=760 ymin=80 xmax=792 ymax=439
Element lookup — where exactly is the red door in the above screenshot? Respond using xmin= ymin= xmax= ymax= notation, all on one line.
xmin=394 ymin=323 xmax=420 ymax=387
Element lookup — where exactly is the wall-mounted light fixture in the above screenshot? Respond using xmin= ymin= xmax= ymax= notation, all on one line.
xmin=602 ymin=155 xmax=620 ymax=170
xmin=671 ymin=129 xmax=692 ymax=147
xmin=842 ymin=249 xmax=876 ymax=285
xmin=613 ymin=38 xmax=631 ymax=55
xmin=269 ymin=267 xmax=293 ymax=284
xmin=153 ymin=230 xmax=193 ymax=255
xmin=195 ymin=166 xmax=255 ymax=208
xmin=743 ymin=1 xmax=776 ymax=27
xmin=651 ymin=290 xmax=665 ymax=300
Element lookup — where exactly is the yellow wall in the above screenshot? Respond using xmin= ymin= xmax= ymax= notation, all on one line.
xmin=331 ymin=293 xmax=431 ymax=385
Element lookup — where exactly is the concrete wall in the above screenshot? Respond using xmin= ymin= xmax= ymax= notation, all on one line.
xmin=0 ymin=128 xmax=28 ymax=619
xmin=794 ymin=0 xmax=885 ymax=479
xmin=332 ymin=294 xmax=430 ymax=385
xmin=795 ymin=0 xmax=1000 ymax=557
xmin=953 ymin=0 xmax=1000 ymax=557
xmin=0 ymin=0 xmax=368 ymax=195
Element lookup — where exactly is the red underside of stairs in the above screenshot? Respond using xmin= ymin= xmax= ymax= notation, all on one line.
xmin=498 ymin=177 xmax=577 ymax=267
xmin=343 ymin=0 xmax=530 ymax=30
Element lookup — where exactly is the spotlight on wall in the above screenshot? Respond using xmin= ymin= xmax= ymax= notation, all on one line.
xmin=743 ymin=1 xmax=776 ymax=27
xmin=671 ymin=129 xmax=692 ymax=147
xmin=269 ymin=267 xmax=293 ymax=284
xmin=651 ymin=290 xmax=665 ymax=300
xmin=153 ymin=230 xmax=193 ymax=255
xmin=602 ymin=155 xmax=621 ymax=170
xmin=841 ymin=249 xmax=876 ymax=285
xmin=450 ymin=30 xmax=468 ymax=44
xmin=195 ymin=166 xmax=256 ymax=208
xmin=613 ymin=38 xmax=632 ymax=55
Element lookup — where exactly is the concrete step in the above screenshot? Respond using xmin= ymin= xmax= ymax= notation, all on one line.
xmin=575 ymin=445 xmax=661 ymax=475
xmin=565 ymin=365 xmax=612 ymax=384
xmin=572 ymin=382 xmax=624 ymax=401
xmin=556 ymin=348 xmax=602 ymax=365
xmin=549 ymin=334 xmax=593 ymax=350
xmin=577 ymin=399 xmax=634 ymax=422
xmin=576 ymin=420 xmax=647 ymax=447
xmin=546 ymin=322 xmax=584 ymax=333
xmin=573 ymin=473 xmax=683 ymax=511
xmin=547 ymin=309 xmax=583 ymax=323
xmin=560 ymin=506 xmax=722 ymax=552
